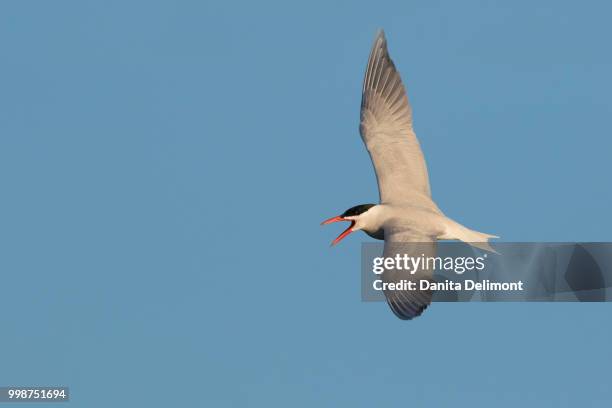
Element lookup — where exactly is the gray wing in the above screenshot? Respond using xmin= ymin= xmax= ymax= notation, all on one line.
xmin=382 ymin=229 xmax=436 ymax=320
xmin=360 ymin=30 xmax=431 ymax=204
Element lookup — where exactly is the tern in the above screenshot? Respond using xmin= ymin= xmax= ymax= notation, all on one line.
xmin=322 ymin=30 xmax=498 ymax=319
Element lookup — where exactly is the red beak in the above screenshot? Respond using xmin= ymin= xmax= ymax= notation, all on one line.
xmin=321 ymin=216 xmax=356 ymax=246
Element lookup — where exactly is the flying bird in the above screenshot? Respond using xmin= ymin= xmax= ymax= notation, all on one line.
xmin=322 ymin=30 xmax=498 ymax=320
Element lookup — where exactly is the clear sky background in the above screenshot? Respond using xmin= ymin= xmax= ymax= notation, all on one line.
xmin=1 ymin=1 xmax=611 ymax=407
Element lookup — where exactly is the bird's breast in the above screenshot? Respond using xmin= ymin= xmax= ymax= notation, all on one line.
xmin=365 ymin=228 xmax=385 ymax=240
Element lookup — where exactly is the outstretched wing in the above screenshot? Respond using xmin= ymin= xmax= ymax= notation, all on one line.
xmin=382 ymin=229 xmax=436 ymax=320
xmin=360 ymin=30 xmax=431 ymax=203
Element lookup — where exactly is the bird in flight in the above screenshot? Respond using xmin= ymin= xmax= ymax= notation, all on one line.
xmin=322 ymin=30 xmax=498 ymax=320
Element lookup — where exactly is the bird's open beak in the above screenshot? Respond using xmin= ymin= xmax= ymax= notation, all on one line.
xmin=321 ymin=216 xmax=356 ymax=246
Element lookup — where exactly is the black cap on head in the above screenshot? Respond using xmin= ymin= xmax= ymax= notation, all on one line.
xmin=341 ymin=204 xmax=376 ymax=217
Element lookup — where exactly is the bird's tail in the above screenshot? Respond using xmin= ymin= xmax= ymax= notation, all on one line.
xmin=442 ymin=218 xmax=499 ymax=253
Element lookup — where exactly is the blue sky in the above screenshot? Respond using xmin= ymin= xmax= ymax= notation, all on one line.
xmin=1 ymin=1 xmax=611 ymax=406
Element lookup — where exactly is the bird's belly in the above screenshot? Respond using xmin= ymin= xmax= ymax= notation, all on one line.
xmin=383 ymin=207 xmax=446 ymax=237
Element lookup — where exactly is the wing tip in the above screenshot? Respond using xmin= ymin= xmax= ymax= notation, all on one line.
xmin=389 ymin=300 xmax=429 ymax=320
xmin=373 ymin=29 xmax=387 ymax=48
xmin=386 ymin=290 xmax=432 ymax=320
xmin=363 ymin=29 xmax=391 ymax=93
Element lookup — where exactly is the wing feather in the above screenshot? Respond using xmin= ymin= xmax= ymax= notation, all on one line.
xmin=360 ymin=30 xmax=431 ymax=203
xmin=382 ymin=229 xmax=436 ymax=320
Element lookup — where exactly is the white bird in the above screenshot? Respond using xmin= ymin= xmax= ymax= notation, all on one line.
xmin=322 ymin=30 xmax=498 ymax=319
